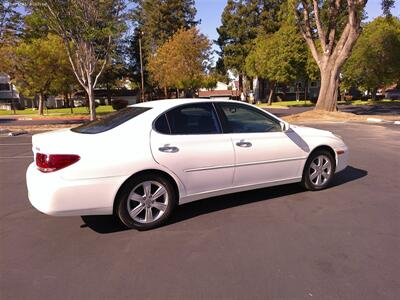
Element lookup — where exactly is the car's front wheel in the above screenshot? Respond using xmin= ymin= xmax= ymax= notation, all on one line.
xmin=302 ymin=150 xmax=335 ymax=191
xmin=115 ymin=174 xmax=177 ymax=230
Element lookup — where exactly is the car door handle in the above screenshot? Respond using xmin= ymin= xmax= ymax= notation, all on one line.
xmin=158 ymin=145 xmax=179 ymax=153
xmin=236 ymin=140 xmax=252 ymax=148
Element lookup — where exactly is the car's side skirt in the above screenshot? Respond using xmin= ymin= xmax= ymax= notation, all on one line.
xmin=179 ymin=177 xmax=302 ymax=205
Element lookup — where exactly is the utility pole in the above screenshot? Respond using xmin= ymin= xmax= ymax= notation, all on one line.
xmin=138 ymin=31 xmax=145 ymax=102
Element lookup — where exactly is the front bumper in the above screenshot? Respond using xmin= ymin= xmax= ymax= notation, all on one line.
xmin=26 ymin=163 xmax=127 ymax=216
xmin=335 ymin=146 xmax=349 ymax=173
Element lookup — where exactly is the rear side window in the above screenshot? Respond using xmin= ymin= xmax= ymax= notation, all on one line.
xmin=165 ymin=103 xmax=221 ymax=135
xmin=154 ymin=114 xmax=170 ymax=134
xmin=71 ymin=107 xmax=151 ymax=134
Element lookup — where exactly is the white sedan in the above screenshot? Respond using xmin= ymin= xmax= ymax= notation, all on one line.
xmin=27 ymin=99 xmax=348 ymax=230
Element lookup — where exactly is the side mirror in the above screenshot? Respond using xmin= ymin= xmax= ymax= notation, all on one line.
xmin=280 ymin=121 xmax=289 ymax=132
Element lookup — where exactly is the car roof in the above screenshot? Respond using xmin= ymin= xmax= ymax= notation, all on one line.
xmin=129 ymin=98 xmax=230 ymax=110
xmin=127 ymin=98 xmax=285 ymax=125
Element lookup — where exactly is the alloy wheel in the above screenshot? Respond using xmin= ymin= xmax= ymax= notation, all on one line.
xmin=127 ymin=181 xmax=169 ymax=224
xmin=309 ymin=155 xmax=332 ymax=187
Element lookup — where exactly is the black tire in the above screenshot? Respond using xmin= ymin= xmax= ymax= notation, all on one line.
xmin=115 ymin=174 xmax=177 ymax=230
xmin=301 ymin=150 xmax=335 ymax=191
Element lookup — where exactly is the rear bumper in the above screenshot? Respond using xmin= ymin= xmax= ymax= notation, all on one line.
xmin=26 ymin=163 xmax=127 ymax=216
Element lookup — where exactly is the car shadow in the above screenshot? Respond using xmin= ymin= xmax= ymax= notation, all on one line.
xmin=80 ymin=165 xmax=367 ymax=234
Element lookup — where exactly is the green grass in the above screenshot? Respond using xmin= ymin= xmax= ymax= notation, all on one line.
xmin=0 ymin=105 xmax=115 ymax=117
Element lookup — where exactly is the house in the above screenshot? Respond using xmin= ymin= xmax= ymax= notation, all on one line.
xmin=0 ymin=73 xmax=23 ymax=110
xmin=198 ymin=81 xmax=240 ymax=100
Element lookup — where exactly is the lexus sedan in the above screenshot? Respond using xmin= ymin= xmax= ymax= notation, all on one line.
xmin=27 ymin=99 xmax=348 ymax=230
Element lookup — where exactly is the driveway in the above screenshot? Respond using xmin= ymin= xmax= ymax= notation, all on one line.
xmin=0 ymin=122 xmax=399 ymax=299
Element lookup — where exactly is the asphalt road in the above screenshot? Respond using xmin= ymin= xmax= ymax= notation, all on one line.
xmin=1 ymin=122 xmax=399 ymax=299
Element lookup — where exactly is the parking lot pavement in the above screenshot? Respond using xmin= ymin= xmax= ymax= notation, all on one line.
xmin=1 ymin=123 xmax=399 ymax=300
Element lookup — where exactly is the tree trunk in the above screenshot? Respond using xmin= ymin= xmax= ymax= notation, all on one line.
xmin=315 ymin=66 xmax=340 ymax=111
xmin=371 ymin=88 xmax=377 ymax=101
xmin=164 ymin=87 xmax=168 ymax=98
xmin=69 ymin=93 xmax=74 ymax=113
xmin=267 ymin=82 xmax=276 ymax=105
xmin=38 ymin=92 xmax=45 ymax=115
xmin=64 ymin=92 xmax=69 ymax=108
xmin=86 ymin=77 xmax=96 ymax=121
xmin=238 ymin=74 xmax=243 ymax=93
xmin=65 ymin=93 xmax=73 ymax=114
xmin=304 ymin=79 xmax=308 ymax=102
xmin=106 ymin=82 xmax=112 ymax=105
xmin=259 ymin=78 xmax=265 ymax=102
xmin=242 ymin=74 xmax=248 ymax=100
xmin=10 ymin=83 xmax=16 ymax=114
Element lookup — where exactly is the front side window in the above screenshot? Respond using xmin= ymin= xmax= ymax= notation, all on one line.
xmin=72 ymin=107 xmax=151 ymax=134
xmin=165 ymin=103 xmax=221 ymax=135
xmin=218 ymin=102 xmax=281 ymax=133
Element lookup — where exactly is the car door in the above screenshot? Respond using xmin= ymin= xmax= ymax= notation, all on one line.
xmin=150 ymin=102 xmax=235 ymax=196
xmin=216 ymin=102 xmax=308 ymax=187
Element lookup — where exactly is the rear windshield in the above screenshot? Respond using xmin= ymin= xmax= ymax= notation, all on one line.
xmin=71 ymin=107 xmax=151 ymax=134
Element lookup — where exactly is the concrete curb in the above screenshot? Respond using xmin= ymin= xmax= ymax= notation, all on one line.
xmin=367 ymin=118 xmax=400 ymax=124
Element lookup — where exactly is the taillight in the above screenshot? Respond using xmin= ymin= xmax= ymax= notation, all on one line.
xmin=36 ymin=153 xmax=80 ymax=173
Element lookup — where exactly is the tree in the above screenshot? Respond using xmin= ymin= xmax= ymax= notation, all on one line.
xmin=0 ymin=0 xmax=23 ymax=112
xmin=0 ymin=0 xmax=22 ymax=45
xmin=14 ymin=34 xmax=73 ymax=114
xmin=341 ymin=17 xmax=400 ymax=98
xmin=147 ymin=27 xmax=212 ymax=97
xmin=28 ymin=0 xmax=126 ymax=120
xmin=129 ymin=0 xmax=198 ymax=91
xmin=292 ymin=0 xmax=396 ymax=111
xmin=98 ymin=41 xmax=129 ymax=104
xmin=217 ymin=0 xmax=284 ymax=93
xmin=246 ymin=22 xmax=311 ymax=103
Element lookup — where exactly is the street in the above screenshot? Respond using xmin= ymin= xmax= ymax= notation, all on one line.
xmin=1 ymin=122 xmax=399 ymax=299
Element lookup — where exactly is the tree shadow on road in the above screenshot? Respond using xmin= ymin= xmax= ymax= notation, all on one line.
xmin=340 ymin=104 xmax=400 ymax=115
xmin=0 ymin=118 xmax=17 ymax=123
xmin=80 ymin=165 xmax=367 ymax=234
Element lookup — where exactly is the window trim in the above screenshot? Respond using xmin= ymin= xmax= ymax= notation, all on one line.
xmin=214 ymin=102 xmax=283 ymax=134
xmin=152 ymin=102 xmax=223 ymax=135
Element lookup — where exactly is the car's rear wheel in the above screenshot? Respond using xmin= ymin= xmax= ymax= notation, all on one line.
xmin=115 ymin=174 xmax=177 ymax=230
xmin=302 ymin=150 xmax=335 ymax=191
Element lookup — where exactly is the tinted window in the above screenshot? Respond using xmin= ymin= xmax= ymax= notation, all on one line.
xmin=166 ymin=103 xmax=221 ymax=135
xmin=71 ymin=107 xmax=151 ymax=134
xmin=154 ymin=114 xmax=170 ymax=134
xmin=219 ymin=102 xmax=281 ymax=133
xmin=0 ymin=83 xmax=10 ymax=91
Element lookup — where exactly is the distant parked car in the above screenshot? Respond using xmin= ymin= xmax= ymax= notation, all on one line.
xmin=112 ymin=99 xmax=129 ymax=110
xmin=385 ymin=89 xmax=400 ymax=100
xmin=26 ymin=99 xmax=349 ymax=230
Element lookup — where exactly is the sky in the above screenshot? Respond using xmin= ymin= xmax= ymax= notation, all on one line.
xmin=195 ymin=0 xmax=400 ymax=51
